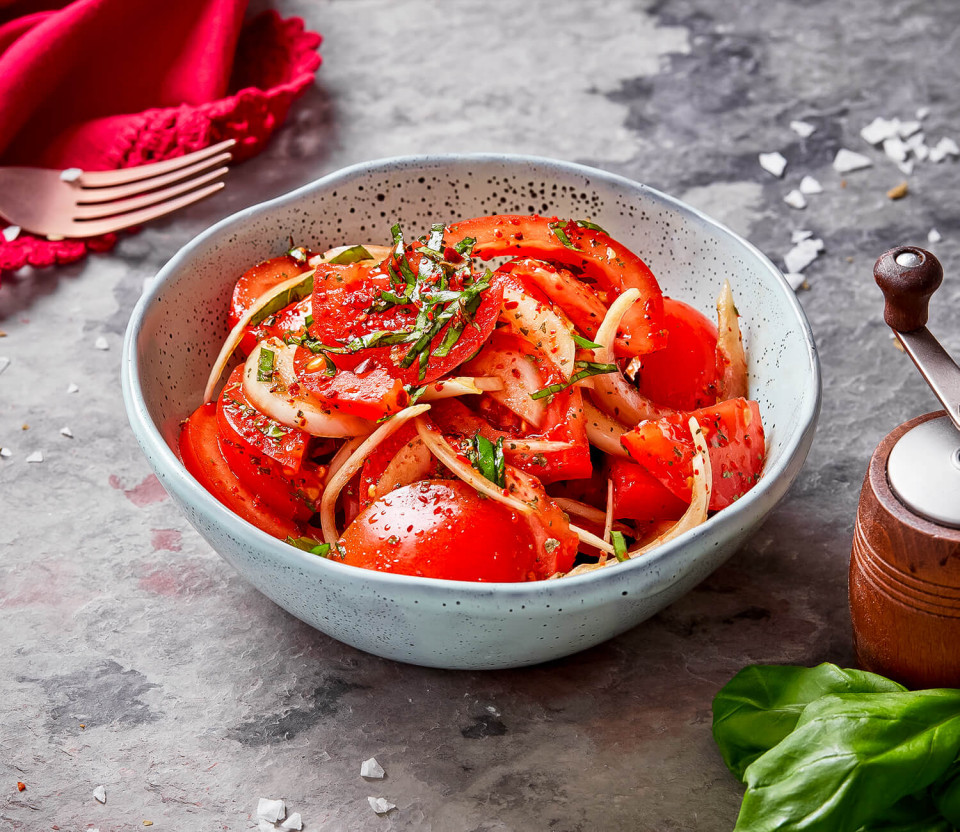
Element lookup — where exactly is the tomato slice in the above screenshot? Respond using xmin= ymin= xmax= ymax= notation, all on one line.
xmin=636 ymin=298 xmax=719 ymax=411
xmin=444 ymin=215 xmax=666 ymax=356
xmin=218 ymin=367 xmax=310 ymax=470
xmin=607 ymin=456 xmax=688 ymax=522
xmin=179 ymin=402 xmax=301 ymax=539
xmin=339 ymin=479 xmax=567 ymax=582
xmin=358 ymin=422 xmax=437 ymax=511
xmin=620 ymin=398 xmax=765 ymax=511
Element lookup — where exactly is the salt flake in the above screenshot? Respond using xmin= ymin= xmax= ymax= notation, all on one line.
xmin=783 ymin=238 xmax=824 ymax=274
xmin=917 ymin=107 xmax=931 ymax=121
xmin=1 ymin=448 xmax=11 ymax=458
xmin=883 ymin=137 xmax=908 ymax=163
xmin=928 ymin=228 xmax=942 ymax=243
xmin=368 ymin=797 xmax=396 ymax=815
xmin=60 ymin=167 xmax=83 ymax=183
xmin=897 ymin=159 xmax=915 ymax=176
xmin=26 ymin=451 xmax=43 ymax=463
xmin=791 ymin=229 xmax=814 ymax=243
xmin=785 ymin=273 xmax=806 ymax=291
xmin=0 ymin=356 xmax=9 ymax=375
xmin=759 ymin=152 xmax=787 ymax=178
xmin=783 ymin=190 xmax=807 ymax=209
xmin=2 ymin=225 xmax=20 ymax=242
xmin=790 ymin=120 xmax=816 ymax=138
xmin=833 ymin=148 xmax=873 ymax=173
xmin=94 ymin=336 xmax=109 ymax=351
xmin=799 ymin=176 xmax=823 ymax=195
xmin=67 ymin=383 xmax=80 ymax=394
xmin=361 ymin=757 xmax=386 ymax=779
xmin=93 ymin=785 xmax=106 ymax=803
xmin=897 ymin=120 xmax=922 ymax=139
xmin=60 ymin=426 xmax=74 ymax=438
xmin=280 ymin=813 xmax=303 ymax=831
xmin=935 ymin=137 xmax=959 ymax=157
xmin=257 ymin=798 xmax=285 ymax=823
xmin=861 ymin=117 xmax=900 ymax=146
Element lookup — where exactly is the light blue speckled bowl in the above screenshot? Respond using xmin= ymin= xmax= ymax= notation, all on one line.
xmin=122 ymin=154 xmax=820 ymax=670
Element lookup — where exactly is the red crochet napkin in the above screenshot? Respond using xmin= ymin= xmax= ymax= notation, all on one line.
xmin=0 ymin=0 xmax=322 ymax=275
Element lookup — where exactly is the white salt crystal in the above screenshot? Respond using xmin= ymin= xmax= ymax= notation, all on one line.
xmin=361 ymin=757 xmax=385 ymax=779
xmin=897 ymin=120 xmax=922 ymax=139
xmin=883 ymin=137 xmax=908 ymax=163
xmin=60 ymin=426 xmax=74 ymax=438
xmin=897 ymin=159 xmax=915 ymax=175
xmin=0 ymin=356 xmax=9 ymax=375
xmin=917 ymin=106 xmax=930 ymax=120
xmin=783 ymin=190 xmax=807 ymax=209
xmin=67 ymin=383 xmax=80 ymax=394
xmin=94 ymin=336 xmax=109 ymax=351
xmin=60 ymin=168 xmax=83 ymax=183
xmin=935 ymin=137 xmax=959 ymax=157
xmin=759 ymin=152 xmax=787 ymax=177
xmin=368 ymin=797 xmax=396 ymax=815
xmin=2 ymin=225 xmax=20 ymax=242
xmin=790 ymin=120 xmax=816 ymax=138
xmin=799 ymin=176 xmax=823 ymax=195
xmin=93 ymin=785 xmax=106 ymax=803
xmin=906 ymin=132 xmax=927 ymax=151
xmin=785 ymin=273 xmax=806 ymax=291
xmin=929 ymin=144 xmax=948 ymax=163
xmin=280 ymin=813 xmax=303 ymax=831
xmin=257 ymin=821 xmax=276 ymax=832
xmin=833 ymin=148 xmax=873 ymax=173
xmin=914 ymin=143 xmax=930 ymax=162
xmin=26 ymin=451 xmax=43 ymax=463
xmin=784 ymin=238 xmax=824 ymax=274
xmin=0 ymin=448 xmax=11 ymax=458
xmin=791 ymin=229 xmax=814 ymax=243
xmin=861 ymin=117 xmax=899 ymax=145
xmin=257 ymin=798 xmax=285 ymax=823
xmin=928 ymin=228 xmax=942 ymax=243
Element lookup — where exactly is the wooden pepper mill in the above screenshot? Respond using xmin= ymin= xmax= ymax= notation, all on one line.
xmin=850 ymin=246 xmax=960 ymax=689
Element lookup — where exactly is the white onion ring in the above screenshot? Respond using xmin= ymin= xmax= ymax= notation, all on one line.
xmin=500 ymin=282 xmax=576 ymax=378
xmin=716 ymin=279 xmax=748 ymax=400
xmin=583 ymin=400 xmax=630 ymax=458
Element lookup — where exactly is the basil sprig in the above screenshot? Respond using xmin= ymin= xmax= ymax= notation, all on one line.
xmin=327 ymin=244 xmax=373 ymax=264
xmin=467 ymin=432 xmax=505 ymax=489
xmin=713 ymin=663 xmax=960 ymax=831
xmin=571 ymin=332 xmax=604 ymax=350
xmin=285 ymin=536 xmax=331 ymax=557
xmin=529 ymin=360 xmax=618 ymax=401
xmin=250 ymin=270 xmax=315 ymax=327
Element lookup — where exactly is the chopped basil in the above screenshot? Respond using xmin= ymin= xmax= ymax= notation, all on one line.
xmin=612 ymin=531 xmax=628 ymax=562
xmin=250 ymin=270 xmax=315 ymax=327
xmin=304 ymin=313 xmax=314 ymax=328
xmin=257 ymin=347 xmax=276 ymax=383
xmin=287 ymin=245 xmax=309 ymax=264
xmin=344 ymin=329 xmax=415 ymax=352
xmin=285 ymin=535 xmax=331 ymax=557
xmin=575 ymin=219 xmax=610 ymax=235
xmin=529 ymin=360 xmax=618 ymax=401
xmin=571 ymin=332 xmax=604 ymax=350
xmin=427 ymin=223 xmax=445 ymax=252
xmin=454 ymin=236 xmax=477 ymax=257
xmin=544 ymin=538 xmax=560 ymax=553
xmin=328 ymin=244 xmax=373 ymax=264
xmin=404 ymin=383 xmax=427 ymax=405
xmin=548 ymin=221 xmax=580 ymax=251
xmin=468 ymin=433 xmax=505 ymax=489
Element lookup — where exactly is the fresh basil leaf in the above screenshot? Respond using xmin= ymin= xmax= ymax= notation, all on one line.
xmin=250 ymin=270 xmax=315 ymax=327
xmin=285 ymin=536 xmax=331 ymax=557
xmin=529 ymin=360 xmax=618 ymax=401
xmin=574 ymin=219 xmax=610 ymax=235
xmin=571 ymin=332 xmax=604 ymax=350
xmin=327 ymin=244 xmax=373 ymax=264
xmin=734 ymin=689 xmax=960 ymax=832
xmin=257 ymin=347 xmax=276 ymax=383
xmin=427 ymin=223 xmax=445 ymax=252
xmin=713 ymin=663 xmax=906 ymax=781
xmin=469 ymin=433 xmax=505 ymax=488
xmin=454 ymin=235 xmax=477 ymax=257
xmin=611 ymin=531 xmax=628 ymax=561
xmin=344 ymin=329 xmax=414 ymax=352
xmin=548 ymin=220 xmax=580 ymax=251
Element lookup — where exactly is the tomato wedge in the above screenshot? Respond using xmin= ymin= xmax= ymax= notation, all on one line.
xmin=444 ymin=215 xmax=666 ymax=356
xmin=636 ymin=298 xmax=719 ymax=411
xmin=607 ymin=457 xmax=688 ymax=522
xmin=620 ymin=398 xmax=765 ymax=511
xmin=179 ymin=402 xmax=302 ymax=539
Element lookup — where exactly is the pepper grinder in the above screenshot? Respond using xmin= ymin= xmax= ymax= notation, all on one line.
xmin=850 ymin=246 xmax=960 ymax=689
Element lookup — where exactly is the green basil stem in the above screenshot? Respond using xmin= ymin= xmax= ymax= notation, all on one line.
xmin=530 ymin=361 xmax=618 ymax=401
xmin=612 ymin=531 xmax=628 ymax=562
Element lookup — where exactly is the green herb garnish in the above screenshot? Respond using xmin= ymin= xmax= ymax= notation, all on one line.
xmin=285 ymin=536 xmax=332 ymax=557
xmin=571 ymin=332 xmax=604 ymax=350
xmin=529 ymin=360 xmax=618 ymax=401
xmin=468 ymin=433 xmax=505 ymax=489
xmin=574 ymin=219 xmax=610 ymax=235
xmin=257 ymin=347 xmax=276 ymax=383
xmin=287 ymin=245 xmax=309 ymax=264
xmin=612 ymin=531 xmax=628 ymax=562
xmin=328 ymin=244 xmax=373 ymax=264
xmin=548 ymin=221 xmax=580 ymax=251
xmin=250 ymin=270 xmax=315 ymax=327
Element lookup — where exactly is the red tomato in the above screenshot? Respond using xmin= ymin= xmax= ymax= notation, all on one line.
xmin=218 ymin=367 xmax=310 ymax=470
xmin=636 ymin=298 xmax=719 ymax=411
xmin=444 ymin=214 xmax=666 ymax=356
xmin=338 ymin=480 xmax=554 ymax=582
xmin=179 ymin=402 xmax=301 ymax=539
xmin=620 ymin=398 xmax=765 ymax=511
xmin=607 ymin=456 xmax=688 ymax=522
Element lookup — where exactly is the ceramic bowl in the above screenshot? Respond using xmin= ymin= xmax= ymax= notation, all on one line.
xmin=122 ymin=154 xmax=820 ymax=670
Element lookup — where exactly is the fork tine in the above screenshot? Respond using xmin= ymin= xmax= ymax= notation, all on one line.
xmin=76 ymin=154 xmax=232 ymax=203
xmin=74 ymin=168 xmax=228 ymax=219
xmin=76 ymin=140 xmax=236 ymax=188
xmin=71 ymin=182 xmax=225 ymax=236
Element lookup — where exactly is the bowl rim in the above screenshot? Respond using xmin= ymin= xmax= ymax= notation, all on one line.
xmin=122 ymin=152 xmax=821 ymax=599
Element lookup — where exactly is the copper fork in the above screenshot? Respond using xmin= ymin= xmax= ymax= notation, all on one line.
xmin=0 ymin=139 xmax=234 ymax=238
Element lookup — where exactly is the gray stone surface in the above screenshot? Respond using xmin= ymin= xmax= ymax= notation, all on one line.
xmin=2 ymin=0 xmax=960 ymax=829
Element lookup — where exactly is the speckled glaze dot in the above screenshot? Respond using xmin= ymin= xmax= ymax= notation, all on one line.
xmin=121 ymin=154 xmax=820 ymax=670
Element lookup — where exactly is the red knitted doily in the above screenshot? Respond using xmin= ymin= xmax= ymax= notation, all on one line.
xmin=0 ymin=10 xmax=321 ymax=276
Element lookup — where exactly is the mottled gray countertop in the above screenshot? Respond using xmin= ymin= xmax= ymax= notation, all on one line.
xmin=3 ymin=0 xmax=960 ymax=830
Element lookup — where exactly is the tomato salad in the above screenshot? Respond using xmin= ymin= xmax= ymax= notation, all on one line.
xmin=182 ymin=214 xmax=765 ymax=582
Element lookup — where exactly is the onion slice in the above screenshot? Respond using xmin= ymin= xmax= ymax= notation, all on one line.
xmin=242 ymin=339 xmax=375 ymax=437
xmin=371 ymin=437 xmax=432 ymax=501
xmin=500 ymin=281 xmax=576 ymax=378
xmin=320 ymin=404 xmax=432 ymax=544
xmin=590 ymin=288 xmax=670 ymax=425
xmin=464 ymin=341 xmax=547 ymax=428
xmin=583 ymin=400 xmax=630 ymax=458
xmin=204 ymin=268 xmax=315 ymax=403
xmin=603 ymin=479 xmax=614 ymax=544
xmin=310 ymin=244 xmax=393 ymax=266
xmin=418 ymin=376 xmax=503 ymax=401
xmin=716 ymin=279 xmax=748 ymax=400
xmin=503 ymin=439 xmax=573 ymax=455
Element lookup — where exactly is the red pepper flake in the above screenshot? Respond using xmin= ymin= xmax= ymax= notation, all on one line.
xmin=443 ymin=246 xmax=460 ymax=262
xmin=503 ymin=301 xmax=520 ymax=310
xmin=514 ymin=232 xmax=524 ymax=240
xmin=17 ymin=782 xmax=26 ymax=791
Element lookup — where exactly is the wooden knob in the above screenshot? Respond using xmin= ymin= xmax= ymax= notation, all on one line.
xmin=874 ymin=246 xmax=943 ymax=332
